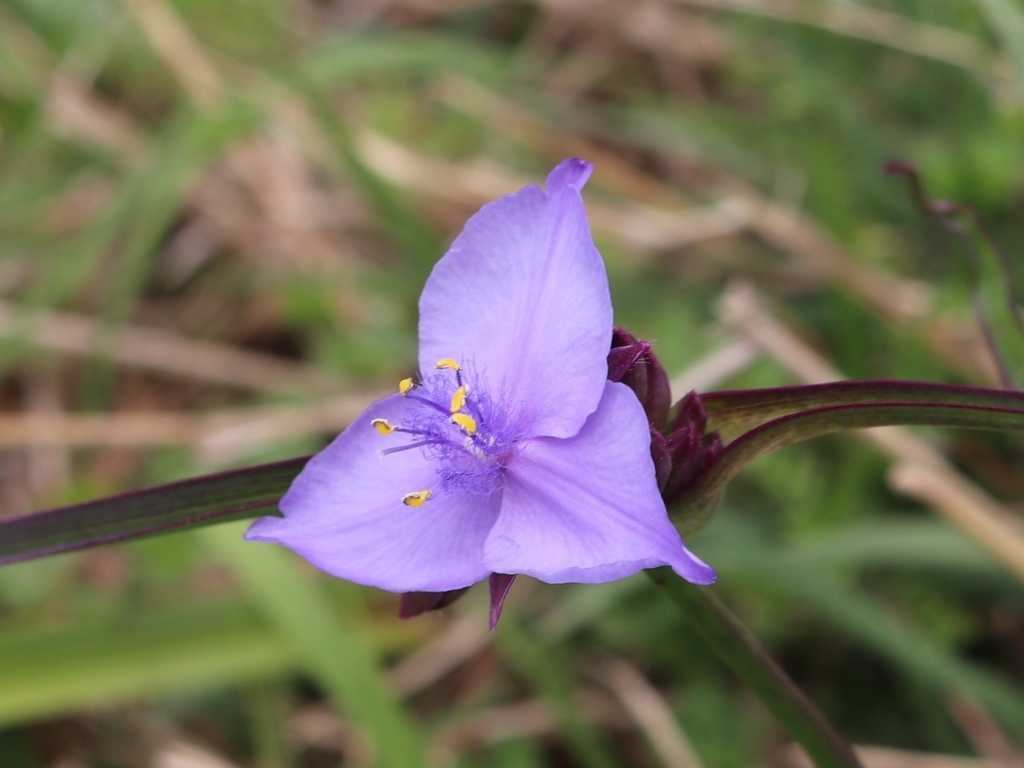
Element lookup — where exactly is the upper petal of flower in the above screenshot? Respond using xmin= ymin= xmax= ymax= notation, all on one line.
xmin=482 ymin=381 xmax=716 ymax=585
xmin=245 ymin=395 xmax=500 ymax=593
xmin=418 ymin=158 xmax=612 ymax=440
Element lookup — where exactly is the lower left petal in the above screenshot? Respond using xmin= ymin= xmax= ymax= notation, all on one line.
xmin=246 ymin=394 xmax=500 ymax=593
xmin=483 ymin=381 xmax=715 ymax=585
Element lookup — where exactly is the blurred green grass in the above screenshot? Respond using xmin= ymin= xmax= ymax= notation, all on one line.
xmin=1 ymin=0 xmax=1024 ymax=765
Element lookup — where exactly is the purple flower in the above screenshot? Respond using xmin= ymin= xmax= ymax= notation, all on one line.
xmin=245 ymin=159 xmax=715 ymax=626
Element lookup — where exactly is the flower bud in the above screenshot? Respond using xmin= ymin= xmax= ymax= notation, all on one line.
xmin=662 ymin=390 xmax=724 ymax=505
xmin=649 ymin=429 xmax=673 ymax=492
xmin=608 ymin=328 xmax=672 ymax=429
xmin=669 ymin=389 xmax=709 ymax=435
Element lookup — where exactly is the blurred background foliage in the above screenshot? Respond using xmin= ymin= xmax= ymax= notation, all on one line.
xmin=0 ymin=0 xmax=1024 ymax=765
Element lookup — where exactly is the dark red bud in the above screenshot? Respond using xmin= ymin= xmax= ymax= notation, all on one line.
xmin=627 ymin=360 xmax=650 ymax=405
xmin=702 ymin=432 xmax=724 ymax=465
xmin=611 ymin=328 xmax=639 ymax=348
xmin=661 ymin=390 xmax=725 ymax=504
xmin=640 ymin=352 xmax=671 ymax=430
xmin=489 ymin=573 xmax=516 ymax=630
xmin=399 ymin=587 xmax=469 ymax=619
xmin=608 ymin=342 xmax=651 ymax=382
xmin=662 ymin=422 xmax=704 ymax=498
xmin=608 ymin=327 xmax=672 ymax=430
xmin=670 ymin=390 xmax=708 ymax=434
xmin=649 ymin=429 xmax=672 ymax=492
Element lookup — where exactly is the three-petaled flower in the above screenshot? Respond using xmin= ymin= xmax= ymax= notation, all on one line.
xmin=246 ymin=159 xmax=715 ymax=626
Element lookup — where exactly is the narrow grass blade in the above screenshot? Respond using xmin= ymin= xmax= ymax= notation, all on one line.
xmin=96 ymin=103 xmax=262 ymax=321
xmin=204 ymin=523 xmax=428 ymax=768
xmin=496 ymin=615 xmax=619 ymax=768
xmin=0 ymin=601 xmax=294 ymax=725
xmin=301 ymin=91 xmax=445 ymax=299
xmin=0 ymin=457 xmax=307 ymax=565
xmin=651 ymin=570 xmax=863 ymax=768
xmin=768 ymin=568 xmax=1024 ymax=737
xmin=298 ymin=31 xmax=509 ymax=88
xmin=696 ymin=517 xmax=1024 ymax=737
xmin=973 ymin=0 xmax=1024 ymax=85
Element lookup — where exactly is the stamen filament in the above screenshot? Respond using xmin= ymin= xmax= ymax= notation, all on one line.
xmin=380 ymin=440 xmax=438 ymax=457
xmin=405 ymin=393 xmax=450 ymax=415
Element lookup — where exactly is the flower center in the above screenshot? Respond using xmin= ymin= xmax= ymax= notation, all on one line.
xmin=373 ymin=358 xmax=523 ymax=503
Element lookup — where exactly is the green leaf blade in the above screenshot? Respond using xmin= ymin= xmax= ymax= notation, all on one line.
xmin=0 ymin=457 xmax=308 ymax=566
xmin=0 ymin=602 xmax=295 ymax=726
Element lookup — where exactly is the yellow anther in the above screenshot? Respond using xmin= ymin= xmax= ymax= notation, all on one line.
xmin=398 ymin=377 xmax=415 ymax=395
xmin=402 ymin=490 xmax=433 ymax=507
xmin=450 ymin=384 xmax=469 ymax=413
xmin=450 ymin=412 xmax=478 ymax=435
xmin=371 ymin=418 xmax=397 ymax=435
xmin=434 ymin=358 xmax=461 ymax=371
